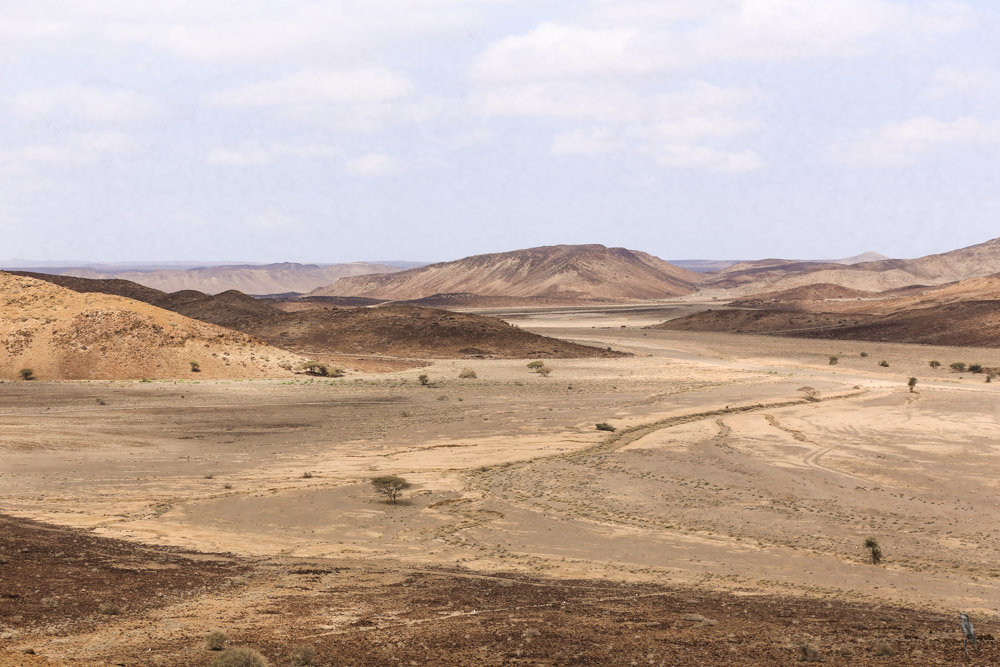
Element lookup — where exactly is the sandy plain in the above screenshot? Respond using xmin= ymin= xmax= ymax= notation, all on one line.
xmin=3 ymin=303 xmax=1000 ymax=664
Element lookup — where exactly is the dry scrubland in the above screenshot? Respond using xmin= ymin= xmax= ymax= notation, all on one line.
xmin=3 ymin=310 xmax=1000 ymax=664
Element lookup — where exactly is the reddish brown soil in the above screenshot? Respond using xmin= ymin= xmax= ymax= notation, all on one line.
xmin=2 ymin=514 xmax=994 ymax=666
xmin=653 ymin=309 xmax=878 ymax=335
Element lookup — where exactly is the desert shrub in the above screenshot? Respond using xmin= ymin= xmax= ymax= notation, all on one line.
xmin=799 ymin=643 xmax=823 ymax=662
xmin=908 ymin=377 xmax=917 ymax=392
xmin=206 ymin=630 xmax=228 ymax=651
xmin=458 ymin=367 xmax=477 ymax=379
xmin=950 ymin=362 xmax=967 ymax=372
xmin=18 ymin=368 xmax=34 ymax=381
xmin=928 ymin=360 xmax=941 ymax=368
xmin=189 ymin=360 xmax=201 ymax=373
xmin=595 ymin=422 xmax=616 ymax=432
xmin=302 ymin=472 xmax=313 ymax=479
xmin=860 ymin=351 xmax=869 ymax=358
xmin=526 ymin=360 xmax=544 ymax=369
xmin=417 ymin=374 xmax=430 ymax=386
xmin=298 ymin=361 xmax=342 ymax=377
xmin=536 ymin=366 xmax=552 ymax=377
xmin=798 ymin=386 xmax=819 ymax=402
xmin=210 ymin=646 xmax=270 ymax=667
xmin=371 ymin=475 xmax=411 ymax=504
xmin=864 ymin=537 xmax=882 ymax=565
xmin=878 ymin=360 xmax=889 ymax=368
xmin=828 ymin=355 xmax=838 ymax=365
xmin=291 ymin=646 xmax=317 ymax=666
xmin=872 ymin=639 xmax=893 ymax=657
xmin=99 ymin=603 xmax=121 ymax=615
xmin=969 ymin=364 xmax=984 ymax=374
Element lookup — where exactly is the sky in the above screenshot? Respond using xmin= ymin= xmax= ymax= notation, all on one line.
xmin=2 ymin=0 xmax=1000 ymax=264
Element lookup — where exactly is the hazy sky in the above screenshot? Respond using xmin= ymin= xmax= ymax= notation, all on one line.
xmin=3 ymin=0 xmax=1000 ymax=263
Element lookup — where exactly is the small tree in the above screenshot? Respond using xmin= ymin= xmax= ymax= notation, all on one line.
xmin=526 ymin=360 xmax=544 ymax=370
xmin=928 ymin=360 xmax=941 ymax=368
xmin=828 ymin=355 xmax=839 ymax=365
xmin=595 ymin=422 xmax=616 ymax=432
xmin=864 ymin=537 xmax=882 ymax=565
xmin=536 ymin=365 xmax=552 ymax=377
xmin=878 ymin=360 xmax=889 ymax=368
xmin=18 ymin=368 xmax=34 ymax=381
xmin=951 ymin=362 xmax=967 ymax=372
xmin=189 ymin=360 xmax=201 ymax=373
xmin=908 ymin=377 xmax=917 ymax=393
xmin=969 ymin=364 xmax=984 ymax=374
xmin=798 ymin=386 xmax=819 ymax=402
xmin=371 ymin=475 xmax=411 ymax=504
xmin=417 ymin=374 xmax=430 ymax=386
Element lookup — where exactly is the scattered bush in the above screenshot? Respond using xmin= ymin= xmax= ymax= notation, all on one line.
xmin=206 ymin=630 xmax=228 ymax=651
xmin=210 ymin=646 xmax=270 ymax=667
xmin=458 ymin=367 xmax=477 ymax=379
xmin=908 ymin=377 xmax=917 ymax=392
xmin=371 ymin=475 xmax=411 ymax=504
xmin=526 ymin=360 xmax=544 ymax=369
xmin=798 ymin=386 xmax=820 ymax=402
xmin=969 ymin=364 xmax=984 ymax=374
xmin=99 ymin=603 xmax=121 ymax=616
xmin=536 ymin=366 xmax=552 ymax=377
xmin=18 ymin=368 xmax=34 ymax=381
xmin=799 ymin=643 xmax=824 ymax=662
xmin=928 ymin=360 xmax=941 ymax=368
xmin=872 ymin=639 xmax=894 ymax=657
xmin=864 ymin=537 xmax=882 ymax=565
xmin=828 ymin=355 xmax=838 ymax=365
xmin=595 ymin=422 xmax=616 ymax=432
xmin=878 ymin=360 xmax=889 ymax=368
xmin=302 ymin=472 xmax=313 ymax=479
xmin=189 ymin=360 xmax=201 ymax=373
xmin=860 ymin=351 xmax=869 ymax=358
xmin=291 ymin=646 xmax=317 ymax=666
xmin=298 ymin=361 xmax=343 ymax=377
xmin=950 ymin=362 xmax=967 ymax=372
xmin=418 ymin=374 xmax=430 ymax=386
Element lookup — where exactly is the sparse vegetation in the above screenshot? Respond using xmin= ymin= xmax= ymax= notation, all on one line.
xmin=189 ymin=360 xmax=201 ymax=373
xmin=302 ymin=472 xmax=313 ymax=479
xmin=872 ymin=639 xmax=894 ymax=657
xmin=928 ymin=360 xmax=940 ymax=368
xmin=99 ymin=603 xmax=121 ymax=615
xmin=526 ymin=360 xmax=544 ymax=369
xmin=908 ymin=377 xmax=917 ymax=392
xmin=798 ymin=386 xmax=820 ymax=401
xmin=371 ymin=475 xmax=411 ymax=504
xmin=969 ymin=364 xmax=984 ymax=374
xmin=206 ymin=630 xmax=228 ymax=651
xmin=210 ymin=646 xmax=270 ymax=667
xmin=864 ymin=537 xmax=882 ymax=565
xmin=19 ymin=368 xmax=34 ymax=381
xmin=878 ymin=360 xmax=889 ymax=368
xmin=418 ymin=374 xmax=430 ymax=386
xmin=536 ymin=365 xmax=552 ymax=377
xmin=828 ymin=355 xmax=838 ymax=365
xmin=799 ymin=643 xmax=824 ymax=662
xmin=595 ymin=422 xmax=616 ymax=432
xmin=860 ymin=351 xmax=869 ymax=358
xmin=291 ymin=646 xmax=317 ymax=666
xmin=951 ymin=362 xmax=967 ymax=372
xmin=298 ymin=361 xmax=343 ymax=377
xmin=458 ymin=367 xmax=477 ymax=379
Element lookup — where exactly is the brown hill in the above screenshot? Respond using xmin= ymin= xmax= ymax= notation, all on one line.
xmin=18 ymin=271 xmax=621 ymax=360
xmin=64 ymin=262 xmax=404 ymax=295
xmin=653 ymin=309 xmax=876 ymax=335
xmin=0 ymin=273 xmax=303 ymax=380
xmin=244 ymin=305 xmax=627 ymax=359
xmin=309 ymin=245 xmax=702 ymax=302
xmin=729 ymin=283 xmax=876 ymax=310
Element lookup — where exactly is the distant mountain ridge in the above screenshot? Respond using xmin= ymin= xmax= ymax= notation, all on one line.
xmin=62 ymin=262 xmax=404 ymax=295
xmin=309 ymin=244 xmax=702 ymax=302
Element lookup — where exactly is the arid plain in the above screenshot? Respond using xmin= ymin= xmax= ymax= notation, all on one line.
xmin=4 ymin=300 xmax=1000 ymax=665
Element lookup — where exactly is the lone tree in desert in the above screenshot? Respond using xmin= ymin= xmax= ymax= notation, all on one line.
xmin=371 ymin=475 xmax=411 ymax=504
xmin=908 ymin=377 xmax=917 ymax=392
xmin=864 ymin=537 xmax=883 ymax=565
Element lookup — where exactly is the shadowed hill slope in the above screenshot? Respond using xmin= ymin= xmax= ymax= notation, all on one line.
xmin=310 ymin=245 xmax=702 ymax=302
xmin=0 ymin=272 xmax=303 ymax=380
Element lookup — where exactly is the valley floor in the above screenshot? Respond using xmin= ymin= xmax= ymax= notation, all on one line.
xmin=3 ymin=308 xmax=1000 ymax=664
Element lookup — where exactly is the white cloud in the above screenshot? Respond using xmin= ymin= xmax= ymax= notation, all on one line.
xmin=246 ymin=208 xmax=302 ymax=231
xmin=207 ymin=68 xmax=414 ymax=108
xmin=644 ymin=144 xmax=764 ymax=172
xmin=206 ymin=141 xmax=339 ymax=166
xmin=347 ymin=152 xmax=400 ymax=176
xmin=14 ymin=85 xmax=168 ymax=125
xmin=927 ymin=67 xmax=1000 ymax=99
xmin=828 ymin=116 xmax=1000 ymax=166
xmin=18 ymin=131 xmax=144 ymax=165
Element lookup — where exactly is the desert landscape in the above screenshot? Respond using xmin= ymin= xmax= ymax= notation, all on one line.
xmin=4 ymin=237 xmax=1000 ymax=665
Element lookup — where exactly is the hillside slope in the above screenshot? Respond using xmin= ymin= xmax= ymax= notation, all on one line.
xmin=65 ymin=262 xmax=403 ymax=295
xmin=0 ymin=272 xmax=302 ymax=380
xmin=310 ymin=245 xmax=702 ymax=302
